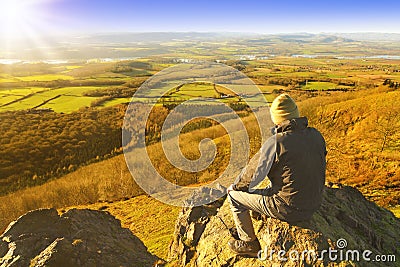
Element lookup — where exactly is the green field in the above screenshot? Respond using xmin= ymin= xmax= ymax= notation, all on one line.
xmin=133 ymin=82 xmax=243 ymax=105
xmin=16 ymin=74 xmax=74 ymax=82
xmin=302 ymin=81 xmax=341 ymax=90
xmin=167 ymin=83 xmax=220 ymax=99
xmin=0 ymin=87 xmax=47 ymax=106
xmin=42 ymin=95 xmax=97 ymax=113
xmin=0 ymin=86 xmax=109 ymax=113
xmin=0 ymin=56 xmax=399 ymax=114
xmin=0 ymin=74 xmax=19 ymax=83
xmin=101 ymin=97 xmax=132 ymax=107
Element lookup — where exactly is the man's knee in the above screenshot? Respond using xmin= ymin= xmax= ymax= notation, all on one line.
xmin=228 ymin=190 xmax=245 ymax=210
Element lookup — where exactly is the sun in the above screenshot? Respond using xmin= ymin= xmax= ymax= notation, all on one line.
xmin=0 ymin=0 xmax=44 ymax=39
xmin=0 ymin=0 xmax=58 ymax=59
xmin=0 ymin=0 xmax=36 ymax=22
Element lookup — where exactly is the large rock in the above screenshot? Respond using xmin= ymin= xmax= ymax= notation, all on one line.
xmin=0 ymin=208 xmax=159 ymax=267
xmin=169 ymin=186 xmax=400 ymax=266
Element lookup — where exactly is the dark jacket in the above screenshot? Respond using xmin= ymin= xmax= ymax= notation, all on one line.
xmin=233 ymin=117 xmax=326 ymax=222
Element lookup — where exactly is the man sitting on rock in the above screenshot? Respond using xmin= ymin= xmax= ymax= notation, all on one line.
xmin=227 ymin=93 xmax=327 ymax=257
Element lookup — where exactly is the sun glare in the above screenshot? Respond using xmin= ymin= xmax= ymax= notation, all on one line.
xmin=0 ymin=0 xmax=45 ymax=39
xmin=2 ymin=1 xmax=22 ymax=16
xmin=0 ymin=0 xmax=34 ymax=22
xmin=0 ymin=0 xmax=56 ymax=59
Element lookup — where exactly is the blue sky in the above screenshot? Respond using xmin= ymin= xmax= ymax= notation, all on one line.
xmin=2 ymin=0 xmax=400 ymax=36
xmin=47 ymin=0 xmax=400 ymax=33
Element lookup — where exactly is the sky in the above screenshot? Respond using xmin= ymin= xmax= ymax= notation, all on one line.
xmin=0 ymin=0 xmax=400 ymax=38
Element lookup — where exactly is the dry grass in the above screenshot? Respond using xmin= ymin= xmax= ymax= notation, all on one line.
xmin=0 ymin=113 xmax=261 ymax=231
xmin=298 ymin=86 xmax=400 ymax=207
xmin=0 ymin=155 xmax=142 ymax=231
xmin=65 ymin=195 xmax=180 ymax=260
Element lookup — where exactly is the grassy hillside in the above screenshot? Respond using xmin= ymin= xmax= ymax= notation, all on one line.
xmin=1 ymin=87 xmax=399 ymax=233
xmin=0 ymin=106 xmax=125 ymax=195
xmin=0 ymin=154 xmax=139 ymax=231
xmin=299 ymin=86 xmax=400 ymax=207
xmin=0 ymin=112 xmax=261 ymax=231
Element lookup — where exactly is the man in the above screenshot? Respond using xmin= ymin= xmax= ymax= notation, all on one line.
xmin=227 ymin=93 xmax=327 ymax=257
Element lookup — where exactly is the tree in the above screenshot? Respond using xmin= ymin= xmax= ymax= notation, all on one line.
xmin=374 ymin=103 xmax=400 ymax=152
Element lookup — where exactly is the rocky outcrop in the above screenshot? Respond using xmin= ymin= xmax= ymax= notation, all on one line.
xmin=169 ymin=198 xmax=226 ymax=265
xmin=0 ymin=208 xmax=158 ymax=267
xmin=169 ymin=186 xmax=400 ymax=266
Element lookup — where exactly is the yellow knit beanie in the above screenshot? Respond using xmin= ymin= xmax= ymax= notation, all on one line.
xmin=270 ymin=93 xmax=299 ymax=125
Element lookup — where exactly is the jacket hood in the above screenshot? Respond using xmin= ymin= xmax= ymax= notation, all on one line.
xmin=275 ymin=117 xmax=308 ymax=133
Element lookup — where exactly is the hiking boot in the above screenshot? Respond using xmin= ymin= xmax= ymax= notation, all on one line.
xmin=228 ymin=238 xmax=261 ymax=257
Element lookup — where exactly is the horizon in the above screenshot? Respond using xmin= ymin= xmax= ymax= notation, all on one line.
xmin=2 ymin=31 xmax=400 ymax=62
xmin=3 ymin=30 xmax=400 ymax=42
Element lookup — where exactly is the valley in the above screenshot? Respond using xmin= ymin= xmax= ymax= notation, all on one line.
xmin=0 ymin=34 xmax=399 ymax=264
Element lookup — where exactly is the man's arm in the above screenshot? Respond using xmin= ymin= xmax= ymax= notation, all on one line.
xmin=232 ymin=135 xmax=276 ymax=192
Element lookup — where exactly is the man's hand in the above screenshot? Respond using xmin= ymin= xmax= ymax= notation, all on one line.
xmin=227 ymin=184 xmax=236 ymax=194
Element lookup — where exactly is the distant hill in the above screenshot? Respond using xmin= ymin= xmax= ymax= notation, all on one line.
xmin=2 ymin=32 xmax=400 ymax=60
xmin=335 ymin=32 xmax=400 ymax=42
xmin=60 ymin=32 xmax=400 ymax=45
xmin=73 ymin=32 xmax=260 ymax=44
